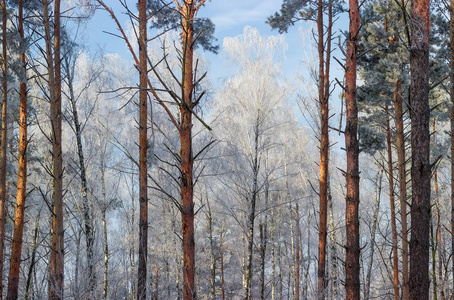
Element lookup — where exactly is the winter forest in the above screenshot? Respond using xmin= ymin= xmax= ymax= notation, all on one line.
xmin=0 ymin=0 xmax=451 ymax=299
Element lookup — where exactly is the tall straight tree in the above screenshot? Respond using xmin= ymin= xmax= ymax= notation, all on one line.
xmin=409 ymin=0 xmax=431 ymax=297
xmin=179 ymin=2 xmax=197 ymax=298
xmin=344 ymin=0 xmax=360 ymax=297
xmin=48 ymin=0 xmax=64 ymax=298
xmin=137 ymin=0 xmax=148 ymax=299
xmin=6 ymin=1 xmax=27 ymax=299
xmin=268 ymin=1 xmax=338 ymax=297
xmin=0 ymin=0 xmax=8 ymax=297
xmin=450 ymin=0 xmax=454 ymax=291
xmin=385 ymin=104 xmax=399 ymax=300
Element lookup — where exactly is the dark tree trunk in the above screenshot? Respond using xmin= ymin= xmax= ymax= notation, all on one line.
xmin=137 ymin=0 xmax=149 ymax=299
xmin=409 ymin=0 xmax=431 ymax=298
xmin=344 ymin=0 xmax=360 ymax=296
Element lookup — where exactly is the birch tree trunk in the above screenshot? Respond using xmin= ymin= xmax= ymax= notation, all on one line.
xmin=365 ymin=170 xmax=382 ymax=300
xmin=393 ymin=79 xmax=410 ymax=300
xmin=63 ymin=52 xmax=96 ymax=298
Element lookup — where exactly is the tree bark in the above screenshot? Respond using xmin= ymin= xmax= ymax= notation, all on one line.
xmin=385 ymin=104 xmax=399 ymax=300
xmin=6 ymin=1 xmax=28 ymax=298
xmin=49 ymin=0 xmax=64 ymax=297
xmin=344 ymin=0 xmax=360 ymax=296
xmin=317 ymin=0 xmax=332 ymax=296
xmin=393 ymin=79 xmax=409 ymax=300
xmin=409 ymin=0 xmax=431 ymax=298
xmin=0 ymin=0 xmax=8 ymax=296
xmin=450 ymin=0 xmax=454 ymax=297
xmin=137 ymin=0 xmax=148 ymax=299
xmin=180 ymin=1 xmax=196 ymax=299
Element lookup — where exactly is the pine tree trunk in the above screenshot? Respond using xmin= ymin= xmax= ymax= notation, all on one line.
xmin=154 ymin=264 xmax=159 ymax=300
xmin=344 ymin=0 xmax=360 ymax=295
xmin=137 ymin=0 xmax=148 ymax=299
xmin=49 ymin=0 xmax=64 ymax=298
xmin=179 ymin=2 xmax=197 ymax=299
xmin=385 ymin=104 xmax=400 ymax=300
xmin=6 ymin=1 xmax=27 ymax=298
xmin=409 ymin=0 xmax=431 ymax=298
xmin=317 ymin=0 xmax=329 ymax=295
xmin=0 ymin=0 xmax=8 ymax=297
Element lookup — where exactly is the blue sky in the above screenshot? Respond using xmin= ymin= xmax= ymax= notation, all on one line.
xmin=84 ymin=0 xmax=314 ymax=87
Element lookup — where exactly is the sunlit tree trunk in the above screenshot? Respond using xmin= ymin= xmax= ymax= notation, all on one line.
xmin=317 ymin=0 xmax=332 ymax=297
xmin=409 ymin=0 xmax=430 ymax=298
xmin=6 ymin=1 xmax=28 ymax=298
xmin=179 ymin=2 xmax=197 ymax=299
xmin=344 ymin=0 xmax=360 ymax=296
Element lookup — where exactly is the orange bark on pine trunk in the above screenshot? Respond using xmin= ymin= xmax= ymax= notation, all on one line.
xmin=137 ymin=0 xmax=148 ymax=299
xmin=0 ymin=0 xmax=8 ymax=297
xmin=6 ymin=1 xmax=27 ymax=299
xmin=344 ymin=0 xmax=360 ymax=297
xmin=181 ymin=1 xmax=195 ymax=299
xmin=317 ymin=0 xmax=332 ymax=297
xmin=49 ymin=0 xmax=64 ymax=298
xmin=385 ymin=104 xmax=400 ymax=300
